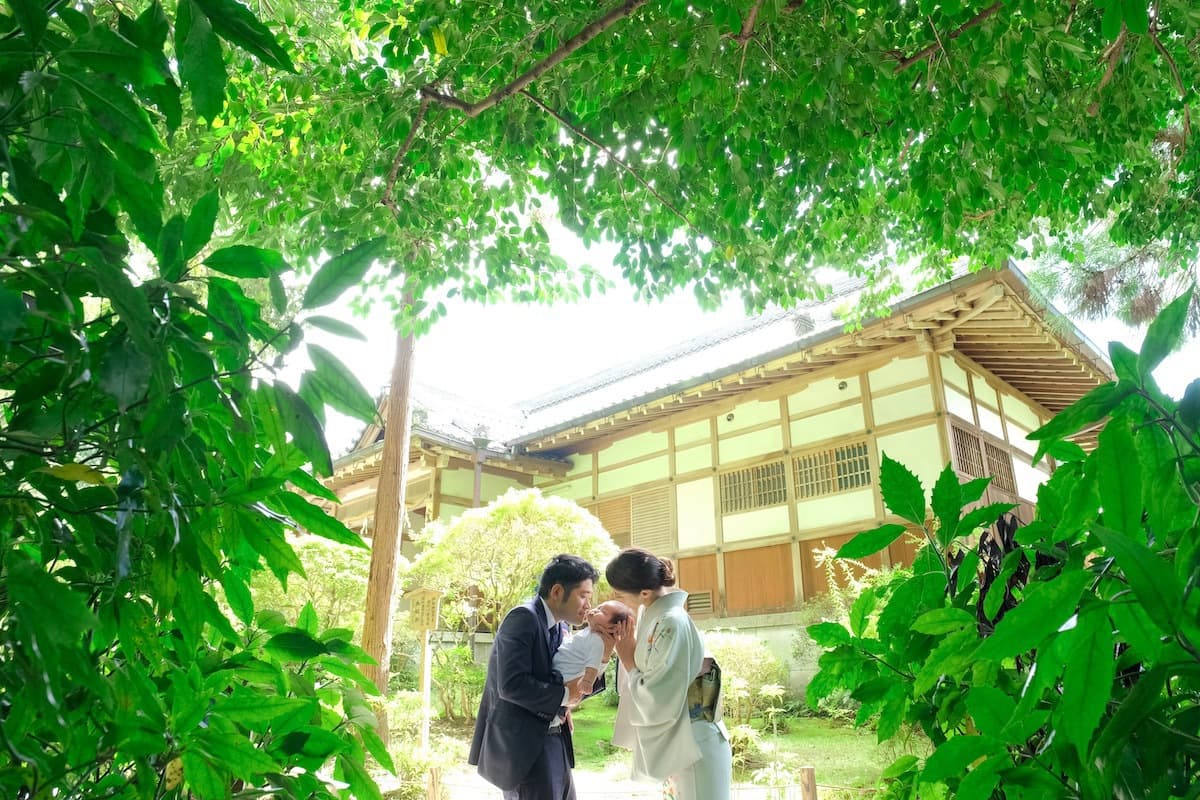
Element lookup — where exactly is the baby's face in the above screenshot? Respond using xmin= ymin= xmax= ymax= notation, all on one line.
xmin=585 ymin=601 xmax=627 ymax=631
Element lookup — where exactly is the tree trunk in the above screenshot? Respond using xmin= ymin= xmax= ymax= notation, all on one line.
xmin=360 ymin=314 xmax=416 ymax=744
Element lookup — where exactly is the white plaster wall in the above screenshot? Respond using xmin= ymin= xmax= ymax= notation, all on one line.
xmin=675 ymin=443 xmax=713 ymax=475
xmin=541 ymin=475 xmax=593 ymax=501
xmin=718 ymin=398 xmax=783 ymax=434
xmin=872 ymin=383 xmax=935 ymax=427
xmin=598 ymin=455 xmax=670 ymax=494
xmin=944 ymin=385 xmax=974 ymax=422
xmin=877 ymin=423 xmax=946 ymax=493
xmin=677 ymin=478 xmax=718 ymax=549
xmin=787 ymin=376 xmax=861 ymax=415
xmin=940 ymin=355 xmax=970 ymax=391
xmin=675 ymin=419 xmax=711 ymax=446
xmin=1014 ymin=456 xmax=1050 ymax=501
xmin=597 ymin=430 xmax=668 ymax=468
xmin=722 ymin=505 xmax=791 ymax=542
xmin=718 ymin=426 xmax=784 ymax=464
xmin=978 ymin=404 xmax=1005 ymax=440
xmin=790 ymin=404 xmax=865 ymax=448
xmin=795 ymin=487 xmax=876 ymax=530
xmin=870 ymin=355 xmax=930 ymax=390
xmin=1001 ymin=391 xmax=1044 ymax=432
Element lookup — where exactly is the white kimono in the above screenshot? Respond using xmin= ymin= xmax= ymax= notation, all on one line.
xmin=612 ymin=591 xmax=704 ymax=780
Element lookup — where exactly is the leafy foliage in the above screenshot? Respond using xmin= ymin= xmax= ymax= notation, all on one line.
xmin=0 ymin=2 xmax=387 ymax=797
xmin=163 ymin=0 xmax=1200 ymax=323
xmin=403 ymin=488 xmax=617 ymax=634
xmin=808 ymin=291 xmax=1200 ymax=798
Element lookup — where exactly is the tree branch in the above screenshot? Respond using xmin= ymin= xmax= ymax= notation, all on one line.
xmin=380 ymin=97 xmax=431 ymax=213
xmin=1088 ymin=27 xmax=1126 ymax=117
xmin=420 ymin=0 xmax=649 ymax=119
xmin=519 ymin=90 xmax=702 ymax=237
xmin=729 ymin=0 xmax=764 ymax=44
xmin=892 ymin=2 xmax=1003 ymax=74
xmin=1150 ymin=28 xmax=1191 ymax=151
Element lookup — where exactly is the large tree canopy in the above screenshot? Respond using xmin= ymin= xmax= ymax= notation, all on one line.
xmin=167 ymin=0 xmax=1200 ymax=321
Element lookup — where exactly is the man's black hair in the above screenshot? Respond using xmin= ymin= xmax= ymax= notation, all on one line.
xmin=536 ymin=554 xmax=599 ymax=599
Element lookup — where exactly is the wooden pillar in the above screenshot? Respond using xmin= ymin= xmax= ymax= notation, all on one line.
xmin=361 ymin=306 xmax=417 ymax=743
xmin=799 ymin=765 xmax=818 ymax=800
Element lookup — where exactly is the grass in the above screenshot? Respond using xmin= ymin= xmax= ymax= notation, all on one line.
xmin=569 ymin=701 xmax=908 ymax=791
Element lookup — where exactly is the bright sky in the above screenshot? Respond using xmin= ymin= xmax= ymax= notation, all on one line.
xmin=293 ymin=229 xmax=1199 ymax=455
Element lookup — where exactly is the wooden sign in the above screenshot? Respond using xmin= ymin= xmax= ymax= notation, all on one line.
xmin=406 ymin=587 xmax=442 ymax=631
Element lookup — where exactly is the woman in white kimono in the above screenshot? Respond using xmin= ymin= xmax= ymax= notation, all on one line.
xmin=606 ymin=548 xmax=732 ymax=800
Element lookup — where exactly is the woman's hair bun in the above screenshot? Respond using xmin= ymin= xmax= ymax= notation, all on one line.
xmin=658 ymin=557 xmax=677 ymax=587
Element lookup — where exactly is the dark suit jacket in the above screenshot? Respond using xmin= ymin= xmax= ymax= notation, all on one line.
xmin=469 ymin=598 xmax=606 ymax=791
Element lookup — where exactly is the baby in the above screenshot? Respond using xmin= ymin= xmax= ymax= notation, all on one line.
xmin=554 ymin=600 xmax=633 ymax=694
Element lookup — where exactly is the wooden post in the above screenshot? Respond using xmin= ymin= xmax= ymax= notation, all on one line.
xmin=361 ymin=309 xmax=417 ymax=743
xmin=419 ymin=628 xmax=432 ymax=749
xmin=425 ymin=766 xmax=440 ymax=800
xmin=406 ymin=588 xmax=442 ymax=752
xmin=799 ymin=765 xmax=818 ymax=800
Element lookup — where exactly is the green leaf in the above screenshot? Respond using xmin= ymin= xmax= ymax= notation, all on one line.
xmin=849 ymin=587 xmax=876 ymax=637
xmin=1092 ymin=525 xmax=1181 ymax=634
xmin=63 ymin=73 xmax=161 ymax=151
xmin=220 ymin=571 xmax=254 ymax=625
xmin=184 ymin=190 xmax=219 ymax=261
xmin=807 ymin=621 xmax=852 ymax=647
xmin=10 ymin=0 xmax=48 ymax=42
xmin=1121 ymin=0 xmax=1149 ymax=34
xmin=204 ymin=245 xmax=287 ymax=278
xmin=931 ymin=464 xmax=962 ymax=545
xmin=0 ymin=286 xmax=26 ymax=344
xmin=922 ymin=735 xmax=998 ymax=782
xmin=306 ymin=315 xmax=368 ymax=340
xmin=287 ymin=467 xmax=340 ymax=503
xmin=881 ymin=754 xmax=919 ymax=780
xmin=911 ymin=607 xmax=976 ymax=635
xmin=837 ymin=523 xmax=906 ymax=559
xmin=338 ymin=751 xmax=384 ymax=800
xmin=157 ymin=214 xmax=185 ymax=281
xmin=879 ymin=454 xmax=926 ymax=525
xmin=193 ymin=0 xmax=295 ymax=72
xmin=272 ymin=490 xmax=366 ymax=548
xmin=1058 ymin=609 xmax=1116 ymax=758
xmin=1096 ymin=416 xmax=1140 ymax=534
xmin=297 ymin=601 xmax=319 ymax=635
xmin=269 ymin=272 xmax=289 ymax=315
xmin=216 ymin=691 xmax=314 ymax=725
xmin=273 ymin=381 xmax=332 ymax=476
xmin=956 ymin=502 xmax=1017 ymax=536
xmin=1108 ymin=341 xmax=1139 ymax=385
xmin=265 ymin=628 xmax=330 ymax=660
xmin=195 ymin=727 xmax=280 ymax=778
xmin=975 ymin=571 xmax=1091 ymax=660
xmin=176 ymin=0 xmax=226 ymax=121
xmin=36 ymin=463 xmax=108 ymax=485
xmin=965 ymin=686 xmax=1016 ymax=739
xmin=1030 ymin=382 xmax=1132 ymax=464
xmin=99 ymin=341 xmax=153 ymax=411
xmin=1180 ymin=378 xmax=1200 ymax=430
xmin=307 ymin=343 xmax=378 ymax=425
xmin=301 ymin=237 xmax=387 ymax=310
xmin=182 ymin=751 xmax=228 ymax=800
xmin=357 ymin=723 xmax=396 ymax=774
xmin=1138 ymin=288 xmax=1194 ymax=379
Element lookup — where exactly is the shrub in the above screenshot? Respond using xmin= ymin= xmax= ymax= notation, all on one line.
xmin=431 ymin=645 xmax=486 ymax=722
xmin=806 ymin=292 xmax=1200 ymax=799
xmin=706 ymin=630 xmax=790 ymax=725
xmin=728 ymin=723 xmax=773 ymax=774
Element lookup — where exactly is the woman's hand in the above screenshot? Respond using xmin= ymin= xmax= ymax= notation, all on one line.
xmin=613 ymin=618 xmax=637 ymax=670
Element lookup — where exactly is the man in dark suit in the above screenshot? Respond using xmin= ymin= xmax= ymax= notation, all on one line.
xmin=469 ymin=554 xmax=607 ymax=800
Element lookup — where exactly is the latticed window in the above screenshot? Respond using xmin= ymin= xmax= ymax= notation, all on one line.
xmin=951 ymin=424 xmax=985 ymax=478
xmin=985 ymin=442 xmax=1017 ymax=494
xmin=719 ymin=460 xmax=787 ymax=513
xmin=792 ymin=440 xmax=872 ymax=499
